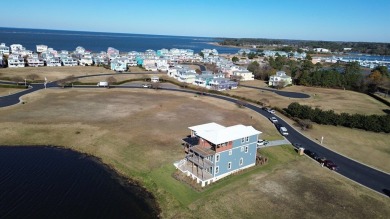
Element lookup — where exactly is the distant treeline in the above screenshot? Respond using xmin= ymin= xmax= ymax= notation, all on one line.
xmin=218 ymin=38 xmax=390 ymax=55
xmin=285 ymin=102 xmax=390 ymax=133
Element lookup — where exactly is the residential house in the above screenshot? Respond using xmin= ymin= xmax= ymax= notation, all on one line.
xmin=231 ymin=69 xmax=254 ymax=81
xmin=10 ymin=44 xmax=24 ymax=53
xmin=209 ymin=78 xmax=238 ymax=91
xmin=313 ymin=48 xmax=330 ymax=53
xmin=151 ymin=76 xmax=159 ymax=83
xmin=174 ymin=122 xmax=261 ymax=187
xmin=177 ymin=68 xmax=197 ymax=83
xmin=27 ymin=53 xmax=44 ymax=67
xmin=238 ymin=48 xmax=251 ymax=56
xmin=8 ymin=54 xmax=25 ymax=68
xmin=0 ymin=43 xmax=10 ymax=55
xmin=268 ymin=71 xmax=292 ymax=87
xmin=110 ymin=57 xmax=128 ymax=72
xmin=36 ymin=45 xmax=48 ymax=53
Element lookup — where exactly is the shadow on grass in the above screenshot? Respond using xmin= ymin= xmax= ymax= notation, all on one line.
xmin=383 ymin=189 xmax=390 ymax=197
xmin=382 ymin=109 xmax=390 ymax=114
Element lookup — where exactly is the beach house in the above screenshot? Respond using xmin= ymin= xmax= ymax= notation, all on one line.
xmin=209 ymin=78 xmax=238 ymax=91
xmin=27 ymin=53 xmax=44 ymax=67
xmin=36 ymin=45 xmax=48 ymax=53
xmin=174 ymin=122 xmax=261 ymax=187
xmin=8 ymin=54 xmax=25 ymax=68
xmin=0 ymin=43 xmax=10 ymax=55
xmin=268 ymin=71 xmax=292 ymax=87
xmin=231 ymin=69 xmax=255 ymax=81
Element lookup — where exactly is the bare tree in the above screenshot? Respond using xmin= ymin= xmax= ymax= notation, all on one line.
xmin=26 ymin=73 xmax=39 ymax=82
xmin=106 ymin=76 xmax=117 ymax=88
xmin=259 ymin=98 xmax=270 ymax=107
xmin=56 ymin=75 xmax=78 ymax=88
xmin=275 ymin=80 xmax=286 ymax=89
xmin=151 ymin=82 xmax=161 ymax=89
xmin=11 ymin=76 xmax=24 ymax=85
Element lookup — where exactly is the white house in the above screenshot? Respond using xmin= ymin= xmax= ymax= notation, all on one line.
xmin=36 ymin=45 xmax=48 ymax=53
xmin=231 ymin=69 xmax=254 ymax=81
xmin=10 ymin=44 xmax=24 ymax=53
xmin=0 ymin=43 xmax=10 ymax=55
xmin=268 ymin=71 xmax=292 ymax=87
xmin=313 ymin=48 xmax=330 ymax=53
xmin=27 ymin=53 xmax=44 ymax=67
xmin=8 ymin=54 xmax=25 ymax=68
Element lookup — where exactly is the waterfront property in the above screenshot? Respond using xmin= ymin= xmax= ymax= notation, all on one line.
xmin=268 ymin=71 xmax=292 ymax=87
xmin=8 ymin=54 xmax=25 ymax=68
xmin=0 ymin=43 xmax=10 ymax=55
xmin=174 ymin=122 xmax=261 ymax=187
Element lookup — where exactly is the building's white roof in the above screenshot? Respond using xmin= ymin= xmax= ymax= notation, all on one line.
xmin=189 ymin=122 xmax=225 ymax=134
xmin=190 ymin=123 xmax=261 ymax=145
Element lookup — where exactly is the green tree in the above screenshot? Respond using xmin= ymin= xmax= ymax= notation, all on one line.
xmin=199 ymin=52 xmax=204 ymax=58
xmin=232 ymin=56 xmax=239 ymax=63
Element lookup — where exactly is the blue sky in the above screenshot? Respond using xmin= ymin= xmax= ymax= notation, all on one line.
xmin=1 ymin=0 xmax=389 ymax=42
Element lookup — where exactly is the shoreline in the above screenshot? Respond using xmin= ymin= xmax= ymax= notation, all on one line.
xmin=0 ymin=144 xmax=161 ymax=218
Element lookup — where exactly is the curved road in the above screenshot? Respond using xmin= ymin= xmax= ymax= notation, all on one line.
xmin=0 ymin=78 xmax=389 ymax=197
xmin=241 ymin=85 xmax=310 ymax=98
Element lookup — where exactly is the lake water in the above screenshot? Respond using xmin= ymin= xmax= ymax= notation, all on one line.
xmin=0 ymin=146 xmax=159 ymax=218
xmin=0 ymin=27 xmax=240 ymax=54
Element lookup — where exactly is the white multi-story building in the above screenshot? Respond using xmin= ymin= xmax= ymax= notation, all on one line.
xmin=27 ymin=53 xmax=44 ymax=67
xmin=36 ymin=45 xmax=48 ymax=53
xmin=268 ymin=71 xmax=292 ymax=87
xmin=8 ymin=54 xmax=25 ymax=68
xmin=0 ymin=43 xmax=10 ymax=55
xmin=231 ymin=69 xmax=254 ymax=81
xmin=10 ymin=44 xmax=24 ymax=53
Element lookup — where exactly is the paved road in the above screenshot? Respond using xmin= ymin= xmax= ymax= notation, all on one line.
xmin=1 ymin=79 xmax=389 ymax=197
xmin=241 ymin=85 xmax=310 ymax=98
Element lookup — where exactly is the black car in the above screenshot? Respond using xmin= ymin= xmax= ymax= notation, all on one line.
xmin=304 ymin=150 xmax=320 ymax=160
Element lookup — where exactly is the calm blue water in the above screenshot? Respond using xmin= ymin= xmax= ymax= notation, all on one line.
xmin=0 ymin=27 xmax=239 ymax=54
xmin=0 ymin=146 xmax=158 ymax=218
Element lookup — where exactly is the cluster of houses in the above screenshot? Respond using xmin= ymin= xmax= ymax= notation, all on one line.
xmin=0 ymin=43 xmax=94 ymax=68
xmin=0 ymin=42 xmax=294 ymax=89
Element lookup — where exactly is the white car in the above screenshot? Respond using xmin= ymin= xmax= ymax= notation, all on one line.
xmin=267 ymin=109 xmax=275 ymax=114
xmin=269 ymin=117 xmax=278 ymax=123
xmin=142 ymin=84 xmax=151 ymax=88
xmin=257 ymin=139 xmax=269 ymax=147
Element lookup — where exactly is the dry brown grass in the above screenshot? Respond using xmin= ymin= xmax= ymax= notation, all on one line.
xmin=0 ymin=66 xmax=114 ymax=81
xmin=237 ymin=80 xmax=389 ymax=115
xmin=184 ymin=148 xmax=390 ymax=219
xmin=0 ymin=88 xmax=24 ymax=96
xmin=0 ymin=88 xmax=389 ymax=218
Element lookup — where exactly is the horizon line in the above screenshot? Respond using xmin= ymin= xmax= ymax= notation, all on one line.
xmin=1 ymin=26 xmax=389 ymax=44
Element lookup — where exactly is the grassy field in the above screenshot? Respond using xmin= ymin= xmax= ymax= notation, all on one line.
xmin=0 ymin=87 xmax=25 ymax=96
xmin=0 ymin=66 xmax=151 ymax=82
xmin=0 ymin=88 xmax=389 ymax=218
xmin=237 ymin=80 xmax=389 ymax=115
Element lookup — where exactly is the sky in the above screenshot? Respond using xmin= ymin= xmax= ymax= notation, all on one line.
xmin=1 ymin=0 xmax=389 ymax=42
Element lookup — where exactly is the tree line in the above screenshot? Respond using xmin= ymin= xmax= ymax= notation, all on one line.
xmin=285 ymin=102 xmax=390 ymax=133
xmin=218 ymin=38 xmax=390 ymax=55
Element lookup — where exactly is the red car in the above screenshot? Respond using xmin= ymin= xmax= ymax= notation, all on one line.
xmin=323 ymin=160 xmax=338 ymax=170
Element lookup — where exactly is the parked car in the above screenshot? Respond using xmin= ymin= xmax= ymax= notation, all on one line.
xmin=269 ymin=117 xmax=278 ymax=123
xmin=324 ymin=160 xmax=338 ymax=170
xmin=267 ymin=108 xmax=275 ymax=114
xmin=279 ymin=126 xmax=288 ymax=136
xmin=257 ymin=139 xmax=269 ymax=147
xmin=97 ymin=81 xmax=108 ymax=87
xmin=304 ymin=149 xmax=320 ymax=160
xmin=142 ymin=84 xmax=151 ymax=88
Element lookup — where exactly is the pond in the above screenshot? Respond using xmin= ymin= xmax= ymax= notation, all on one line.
xmin=0 ymin=146 xmax=159 ymax=218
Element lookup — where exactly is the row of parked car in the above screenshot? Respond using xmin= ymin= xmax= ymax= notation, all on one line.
xmin=293 ymin=143 xmax=338 ymax=171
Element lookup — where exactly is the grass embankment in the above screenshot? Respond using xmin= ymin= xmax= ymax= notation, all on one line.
xmin=0 ymin=89 xmax=389 ymax=218
xmin=233 ymin=80 xmax=390 ymax=173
